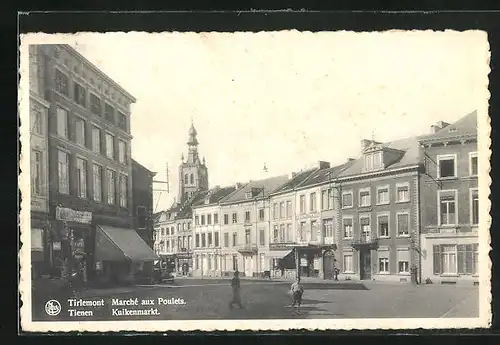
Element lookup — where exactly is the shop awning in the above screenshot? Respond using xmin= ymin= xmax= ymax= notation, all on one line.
xmin=95 ymin=225 xmax=159 ymax=262
xmin=265 ymin=249 xmax=294 ymax=259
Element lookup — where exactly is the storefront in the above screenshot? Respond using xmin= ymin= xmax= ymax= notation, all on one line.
xmin=94 ymin=225 xmax=159 ymax=286
xmin=176 ymin=252 xmax=192 ymax=276
xmin=50 ymin=207 xmax=93 ymax=287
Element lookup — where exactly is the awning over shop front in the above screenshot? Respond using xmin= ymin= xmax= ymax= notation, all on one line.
xmin=265 ymin=249 xmax=294 ymax=259
xmin=95 ymin=225 xmax=159 ymax=262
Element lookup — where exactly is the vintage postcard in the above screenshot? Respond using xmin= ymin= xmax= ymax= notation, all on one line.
xmin=19 ymin=30 xmax=491 ymax=332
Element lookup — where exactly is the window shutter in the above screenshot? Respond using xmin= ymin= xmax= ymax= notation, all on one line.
xmin=457 ymin=244 xmax=466 ymax=274
xmin=433 ymin=245 xmax=441 ymax=275
xmin=465 ymin=244 xmax=474 ymax=274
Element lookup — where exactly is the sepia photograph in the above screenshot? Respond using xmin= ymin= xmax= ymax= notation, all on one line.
xmin=19 ymin=30 xmax=491 ymax=332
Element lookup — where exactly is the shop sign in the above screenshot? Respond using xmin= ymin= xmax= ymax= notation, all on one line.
xmin=300 ymin=258 xmax=308 ymax=267
xmin=52 ymin=241 xmax=61 ymax=250
xmin=269 ymin=242 xmax=297 ymax=250
xmin=56 ymin=207 xmax=92 ymax=224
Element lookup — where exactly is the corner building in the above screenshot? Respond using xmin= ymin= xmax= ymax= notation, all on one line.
xmin=418 ymin=112 xmax=479 ymax=285
xmin=36 ymin=44 xmax=157 ymax=287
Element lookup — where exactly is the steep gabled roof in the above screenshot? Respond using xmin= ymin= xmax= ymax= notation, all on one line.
xmin=221 ymin=175 xmax=290 ymax=204
xmin=419 ymin=110 xmax=478 ymax=143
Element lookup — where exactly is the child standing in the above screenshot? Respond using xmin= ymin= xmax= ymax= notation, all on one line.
xmin=290 ymin=277 xmax=304 ymax=312
xmin=229 ymin=270 xmax=243 ymax=309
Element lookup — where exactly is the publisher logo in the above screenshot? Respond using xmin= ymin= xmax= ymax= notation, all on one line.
xmin=45 ymin=300 xmax=62 ymax=316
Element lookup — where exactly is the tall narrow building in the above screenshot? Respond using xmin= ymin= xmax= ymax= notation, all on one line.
xmin=178 ymin=121 xmax=209 ymax=204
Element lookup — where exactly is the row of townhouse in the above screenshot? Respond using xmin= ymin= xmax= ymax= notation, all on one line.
xmin=155 ymin=111 xmax=480 ymax=284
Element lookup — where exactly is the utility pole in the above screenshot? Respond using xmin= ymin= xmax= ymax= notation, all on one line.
xmin=153 ymin=162 xmax=170 ymax=213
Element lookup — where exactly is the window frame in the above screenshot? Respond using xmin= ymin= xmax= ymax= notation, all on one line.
xmin=92 ymin=162 xmax=104 ymax=203
xmin=299 ymin=195 xmax=306 ymax=214
xmin=74 ymin=115 xmax=86 ymax=147
xmin=397 ymin=248 xmax=411 ymax=274
xmin=343 ymin=253 xmax=354 ymax=273
xmin=56 ymin=105 xmax=69 ymax=139
xmin=437 ymin=189 xmax=458 ymax=226
xmin=89 ymin=92 xmax=102 ymax=116
xmin=376 ymin=185 xmax=390 ymax=205
xmin=437 ymin=154 xmax=458 ymax=179
xmin=469 ymin=152 xmax=478 ymax=177
xmin=378 ymin=256 xmax=390 ymax=274
xmin=377 ymin=212 xmax=390 ymax=238
xmin=396 ymin=211 xmax=410 ymax=237
xmin=31 ymin=149 xmax=43 ymax=196
xmin=358 ymin=187 xmax=371 ymax=207
xmin=105 ymin=132 xmax=115 ymax=160
xmin=73 ymin=80 xmax=87 ymax=108
xmin=57 ymin=149 xmax=70 ymax=195
xmin=54 ymin=68 xmax=69 ymax=97
xmin=76 ymin=156 xmax=88 ymax=199
xmin=119 ymin=173 xmax=128 ymax=208
xmin=341 ymin=190 xmax=354 ymax=209
xmin=470 ymin=188 xmax=479 ymax=226
xmin=106 ymin=168 xmax=117 ymax=205
xmin=395 ymin=182 xmax=410 ymax=203
xmin=342 ymin=216 xmax=353 ymax=239
xmin=91 ymin=125 xmax=102 ymax=154
xmin=309 ymin=192 xmax=317 ymax=212
xmin=118 ymin=139 xmax=127 ymax=164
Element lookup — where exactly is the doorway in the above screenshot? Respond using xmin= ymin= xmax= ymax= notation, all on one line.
xmin=323 ymin=250 xmax=335 ymax=280
xmin=359 ymin=249 xmax=372 ymax=280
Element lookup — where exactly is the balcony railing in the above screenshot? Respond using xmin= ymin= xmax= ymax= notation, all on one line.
xmin=237 ymin=244 xmax=258 ymax=254
xmin=351 ymin=232 xmax=378 ymax=248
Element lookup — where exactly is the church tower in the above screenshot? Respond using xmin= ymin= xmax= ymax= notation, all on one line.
xmin=178 ymin=121 xmax=209 ymax=204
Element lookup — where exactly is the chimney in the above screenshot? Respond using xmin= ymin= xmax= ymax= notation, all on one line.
xmin=361 ymin=139 xmax=372 ymax=150
xmin=431 ymin=121 xmax=451 ymax=133
xmin=235 ymin=182 xmax=243 ymax=189
xmin=436 ymin=121 xmax=450 ymax=129
xmin=430 ymin=125 xmax=440 ymax=133
xmin=288 ymin=172 xmax=297 ymax=179
xmin=347 ymin=158 xmax=355 ymax=162
xmin=318 ymin=161 xmax=330 ymax=169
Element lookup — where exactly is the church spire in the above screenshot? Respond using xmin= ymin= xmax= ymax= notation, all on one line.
xmin=187 ymin=117 xmax=198 ymax=146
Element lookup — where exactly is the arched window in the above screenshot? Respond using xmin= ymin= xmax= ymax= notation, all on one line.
xmin=190 ymin=173 xmax=194 ymax=184
xmin=184 ymin=174 xmax=188 ymax=184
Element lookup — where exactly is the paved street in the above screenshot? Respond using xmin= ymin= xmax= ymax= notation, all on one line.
xmin=33 ymin=278 xmax=479 ymax=321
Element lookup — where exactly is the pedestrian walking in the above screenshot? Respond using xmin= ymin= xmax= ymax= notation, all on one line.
xmin=333 ymin=259 xmax=339 ymax=281
xmin=290 ymin=276 xmax=304 ymax=312
xmin=228 ymin=270 xmax=243 ymax=309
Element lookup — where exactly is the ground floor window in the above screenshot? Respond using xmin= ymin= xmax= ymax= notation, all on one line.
xmin=433 ymin=243 xmax=478 ymax=275
xmin=214 ymin=255 xmax=218 ymax=270
xmin=343 ymin=253 xmax=353 ymax=273
xmin=195 ymin=256 xmax=199 ymax=270
xmin=260 ymin=253 xmax=265 ymax=272
xmin=397 ymin=249 xmax=410 ymax=273
xmin=233 ymin=255 xmax=238 ymax=271
xmin=378 ymin=257 xmax=389 ymax=273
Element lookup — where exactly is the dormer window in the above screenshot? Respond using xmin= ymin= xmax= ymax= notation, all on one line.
xmin=364 ymin=150 xmax=384 ymax=172
xmin=245 ymin=191 xmax=253 ymax=200
xmin=365 ymin=155 xmax=373 ymax=171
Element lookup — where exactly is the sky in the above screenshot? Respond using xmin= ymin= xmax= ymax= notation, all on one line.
xmin=55 ymin=30 xmax=489 ymax=212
